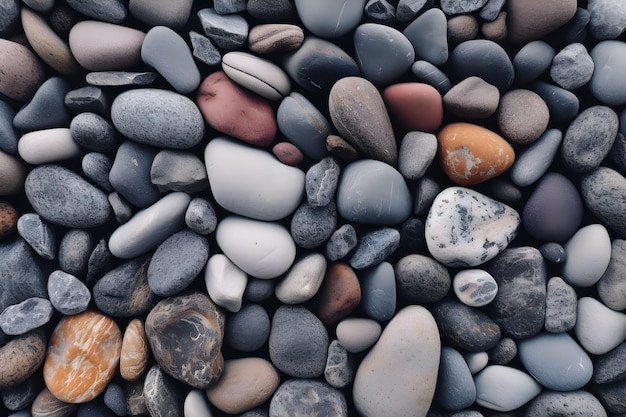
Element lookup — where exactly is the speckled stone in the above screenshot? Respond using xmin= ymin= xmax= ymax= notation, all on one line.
xmin=581 ymin=167 xmax=626 ymax=238
xmin=524 ymin=390 xmax=608 ymax=417
xmin=0 ymin=39 xmax=46 ymax=101
xmin=598 ymin=240 xmax=626 ymax=311
xmin=269 ymin=379 xmax=347 ymax=417
xmin=545 ymin=277 xmax=577 ymax=332
xmin=16 ymin=213 xmax=57 ymax=260
xmin=290 ymin=201 xmax=337 ymax=249
xmin=497 ymin=89 xmax=550 ymax=146
xmin=0 ymin=329 xmax=46 ymax=390
xmin=453 ymin=269 xmax=498 ymax=307
xmin=394 ymin=254 xmax=450 ymax=304
xmin=324 ymin=339 xmax=355 ymax=388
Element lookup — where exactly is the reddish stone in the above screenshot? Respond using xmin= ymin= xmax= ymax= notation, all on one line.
xmin=0 ymin=201 xmax=18 ymax=239
xmin=196 ymin=71 xmax=277 ymax=147
xmin=383 ymin=83 xmax=443 ymax=132
xmin=310 ymin=263 xmax=361 ymax=326
xmin=272 ymin=142 xmax=303 ymax=166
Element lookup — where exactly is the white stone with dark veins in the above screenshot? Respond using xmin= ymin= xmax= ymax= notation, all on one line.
xmin=425 ymin=187 xmax=520 ymax=267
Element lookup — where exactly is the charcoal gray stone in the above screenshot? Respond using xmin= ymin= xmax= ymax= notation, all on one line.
xmin=143 ymin=365 xmax=182 ymax=417
xmin=290 ymin=201 xmax=337 ymax=249
xmin=411 ymin=60 xmax=451 ymax=94
xmin=1 ymin=376 xmax=42 ymax=411
xmin=66 ymin=0 xmax=127 ymax=23
xmin=593 ymin=339 xmax=626 ymax=384
xmin=13 ymin=77 xmax=69 ymax=131
xmin=597 ymin=240 xmax=626 ymax=311
xmin=394 ymin=254 xmax=450 ymax=304
xmin=109 ymin=141 xmax=161 ymax=209
xmin=64 ymin=86 xmax=109 ymax=116
xmin=185 ymin=198 xmax=217 ymax=236
xmin=532 ymin=81 xmax=580 ymax=121
xmin=413 ymin=176 xmax=441 ymax=217
xmin=224 ymin=303 xmax=270 ymax=352
xmin=85 ymin=239 xmax=111 ymax=285
xmin=0 ymin=100 xmax=17 ymax=154
xmin=0 ymin=0 xmax=18 ymax=36
xmin=587 ymin=381 xmax=626 ymax=414
xmin=1 ymin=239 xmax=47 ymax=314
xmin=306 ymin=157 xmax=340 ymax=207
xmin=325 ymin=224 xmax=357 ymax=261
xmin=246 ymin=0 xmax=295 ymax=22
xmin=25 ymin=165 xmax=112 ymax=228
xmin=108 ymin=192 xmax=133 ymax=224
xmin=70 ymin=112 xmax=121 ymax=155
xmin=197 ymin=7 xmax=248 ymax=50
xmin=609 ymin=132 xmax=626 ymax=174
xmin=349 ymin=228 xmax=400 ymax=270
xmin=539 ymin=243 xmax=567 ymax=264
xmin=189 ymin=31 xmax=221 ymax=66
xmin=86 ymin=71 xmax=157 ymax=87
xmin=128 ymin=0 xmax=194 ymax=28
xmin=435 ymin=347 xmax=476 ymax=411
xmin=359 ymin=262 xmax=396 ymax=322
xmin=448 ymin=39 xmax=514 ymax=92
xmin=550 ymin=43 xmax=594 ymax=90
xmin=396 ymin=0 xmax=429 ymax=22
xmin=581 ymin=167 xmax=626 ymax=238
xmin=398 ymin=217 xmax=426 ymax=253
xmin=524 ymin=390 xmax=608 ymax=417
xmin=104 ymin=383 xmax=127 ymax=417
xmin=324 ymin=340 xmax=355 ymax=388
xmin=47 ymin=270 xmax=91 ymax=315
xmin=365 ymin=0 xmax=396 ymax=24
xmin=269 ymin=379 xmax=347 ymax=417
xmin=82 ymin=153 xmax=114 ymax=193
xmin=0 ymin=297 xmax=53 ymax=335
xmin=244 ymin=278 xmax=274 ymax=303
xmin=513 ymin=41 xmax=555 ymax=84
xmin=488 ymin=337 xmax=517 ymax=365
xmin=17 ymin=213 xmax=57 ymax=260
xmin=403 ymin=8 xmax=447 ymax=65
xmin=150 ymin=150 xmax=208 ymax=193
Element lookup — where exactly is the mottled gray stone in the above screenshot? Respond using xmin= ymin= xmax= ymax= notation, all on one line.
xmin=17 ymin=213 xmax=56 ymax=260
xmin=189 ymin=31 xmax=221 ymax=66
xmin=589 ymin=0 xmax=626 ymax=40
xmin=13 ymin=77 xmax=69 ymax=131
xmin=524 ymin=390 xmax=608 ymax=417
xmin=86 ymin=71 xmax=157 ymax=87
xmin=513 ymin=41 xmax=556 ymax=84
xmin=324 ymin=340 xmax=355 ymax=389
xmin=290 ymin=201 xmax=337 ymax=249
xmin=396 ymin=0 xmax=429 ymax=22
xmin=398 ymin=132 xmax=437 ymax=180
xmin=595 ymin=379 xmax=626 ymax=414
xmin=488 ymin=337 xmax=517 ymax=365
xmin=185 ymin=198 xmax=217 ymax=236
xmin=609 ymin=132 xmax=626 ymax=174
xmin=349 ymin=228 xmax=400 ymax=270
xmin=64 ymin=86 xmax=109 ymax=116
xmin=269 ymin=305 xmax=328 ymax=378
xmin=269 ymin=379 xmax=347 ymax=417
xmin=224 ymin=303 xmax=270 ymax=352
xmin=403 ymin=8 xmax=447 ymax=65
xmin=70 ymin=112 xmax=121 ymax=155
xmin=411 ymin=60 xmax=452 ymax=95
xmin=486 ymin=247 xmax=547 ymax=339
xmin=441 ymin=0 xmax=488 ymax=15
xmin=581 ymin=167 xmax=626 ymax=238
xmin=325 ymin=224 xmax=357 ymax=261
xmin=143 ymin=365 xmax=182 ymax=417
xmin=365 ymin=0 xmax=396 ymax=24
xmin=82 ymin=153 xmax=114 ymax=193
xmin=108 ymin=191 xmax=133 ymax=224
xmin=594 ymin=339 xmax=626 ymax=384
xmin=47 ymin=270 xmax=91 ymax=315
xmin=597 ymin=240 xmax=626 ymax=311
xmin=305 ymin=157 xmax=340 ymax=207
xmin=197 ymin=8 xmax=248 ymax=50
xmin=0 ymin=238 xmax=47 ymax=314
xmin=394 ymin=254 xmax=450 ymax=304
xmin=150 ymin=150 xmax=208 ymax=193
xmin=109 ymin=141 xmax=160 ymax=209
xmin=0 ymin=297 xmax=53 ymax=335
xmin=104 ymin=383 xmax=127 ymax=417
xmin=435 ymin=347 xmax=476 ymax=411
xmin=25 ymin=165 xmax=112 ymax=228
xmin=550 ymin=43 xmax=594 ymax=90
xmin=359 ymin=262 xmax=396 ymax=322
xmin=66 ymin=0 xmax=128 ymax=23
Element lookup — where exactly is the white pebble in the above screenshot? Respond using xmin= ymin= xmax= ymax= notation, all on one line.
xmin=275 ymin=253 xmax=327 ymax=304
xmin=18 ymin=128 xmax=81 ymax=164
xmin=575 ymin=296 xmax=626 ymax=355
xmin=562 ymin=224 xmax=611 ymax=287
xmin=453 ymin=269 xmax=498 ymax=307
xmin=205 ymin=254 xmax=248 ymax=313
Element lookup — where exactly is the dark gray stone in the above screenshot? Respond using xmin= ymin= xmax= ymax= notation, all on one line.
xmin=197 ymin=8 xmax=248 ymax=50
xmin=143 ymin=365 xmax=182 ymax=417
xmin=486 ymin=247 xmax=547 ymax=339
xmin=1 ymin=375 xmax=42 ymax=411
xmin=23 ymin=0 xmax=55 ymax=13
xmin=550 ymin=43 xmax=594 ymax=90
xmin=82 ymin=152 xmax=114 ymax=193
xmin=411 ymin=60 xmax=452 ymax=95
xmin=563 ymin=7 xmax=591 ymax=44
xmin=488 ymin=337 xmax=517 ymax=365
xmin=442 ymin=76 xmax=500 ymax=120
xmin=86 ymin=71 xmax=157 ymax=87
xmin=594 ymin=339 xmax=626 ymax=385
xmin=432 ymin=298 xmax=501 ymax=352
xmin=398 ymin=217 xmax=426 ymax=253
xmin=609 ymin=132 xmax=626 ymax=174
xmin=539 ymin=242 xmax=567 ymax=264
xmin=524 ymin=390 xmax=607 ymax=417
xmin=109 ymin=141 xmax=161 ymax=209
xmin=325 ymin=224 xmax=357 ymax=261
xmin=581 ymin=167 xmax=626 ymax=238
xmin=108 ymin=191 xmax=133 ymax=224
xmin=224 ymin=303 xmax=270 ymax=352
xmin=365 ymin=0 xmax=396 ymax=24
xmin=189 ymin=31 xmax=221 ymax=66
xmin=0 ymin=100 xmax=17 ymax=154
xmin=77 ymin=400 xmax=117 ymax=417
xmin=394 ymin=254 xmax=450 ymax=304
xmin=290 ymin=201 xmax=337 ymax=249
xmin=185 ymin=198 xmax=217 ymax=236
xmin=104 ymin=383 xmax=127 ymax=417
xmin=66 ymin=0 xmax=128 ymax=23
xmin=403 ymin=8 xmax=447 ymax=65
xmin=359 ymin=262 xmax=396 ymax=322
xmin=65 ymin=86 xmax=109 ymax=117
xmin=598 ymin=240 xmax=626 ymax=311
xmin=305 ymin=157 xmax=340 ymax=207
xmin=533 ymin=81 xmax=580 ymax=121
xmin=124 ymin=377 xmax=148 ymax=417
xmin=349 ymin=228 xmax=400 ymax=270
xmin=441 ymin=0 xmax=488 ymax=15
xmin=591 ymin=380 xmax=626 ymax=414
xmin=413 ymin=176 xmax=441 ymax=217
xmin=214 ymin=0 xmax=246 ymax=14
xmin=513 ymin=41 xmax=555 ymax=84
xmin=269 ymin=305 xmax=328 ymax=378
xmin=448 ymin=39 xmax=514 ymax=92
xmin=396 ymin=0 xmax=429 ymax=22
xmin=85 ymin=239 xmax=111 ymax=286
xmin=150 ymin=150 xmax=208 ymax=194
xmin=47 ymin=270 xmax=91 ymax=315
xmin=246 ymin=0 xmax=295 ymax=22
xmin=269 ymin=379 xmax=347 ymax=417
xmin=0 ymin=297 xmax=53 ymax=335
xmin=0 ymin=0 xmax=18 ymax=36
xmin=324 ymin=340 xmax=354 ymax=389
xmin=25 ymin=165 xmax=112 ymax=228
xmin=435 ymin=347 xmax=476 ymax=411
xmin=244 ymin=278 xmax=274 ymax=303
xmin=17 ymin=213 xmax=57 ymax=260
xmin=93 ymin=256 xmax=158 ymax=317
xmin=70 ymin=112 xmax=121 ymax=155
xmin=13 ymin=77 xmax=70 ymax=131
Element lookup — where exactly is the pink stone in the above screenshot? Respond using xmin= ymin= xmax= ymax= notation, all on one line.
xmin=383 ymin=83 xmax=443 ymax=132
xmin=272 ymin=142 xmax=303 ymax=166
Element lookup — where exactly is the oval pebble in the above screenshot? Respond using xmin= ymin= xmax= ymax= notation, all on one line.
xmin=0 ymin=329 xmax=46 ymax=390
xmin=383 ymin=82 xmax=443 ymax=132
xmin=510 ymin=129 xmax=563 ymax=187
xmin=119 ymin=318 xmax=149 ymax=382
xmin=358 ymin=261 xmax=396 ymax=322
xmin=0 ymin=39 xmax=46 ymax=101
xmin=18 ymin=128 xmax=81 ymax=165
xmin=336 ymin=318 xmax=382 ymax=353
xmin=47 ymin=270 xmax=91 ymax=315
xmin=496 ymin=89 xmax=549 ymax=146
xmin=222 ymin=51 xmax=291 ymax=100
xmin=66 ymin=0 xmax=127 ymax=23
xmin=224 ymin=303 xmax=270 ymax=352
xmin=0 ymin=297 xmax=53 ymax=336
xmin=532 ymin=81 xmax=580 ymax=121
xmin=590 ymin=40 xmax=626 ymax=105
xmin=575 ymin=296 xmax=626 ymax=355
xmin=474 ymin=365 xmax=542 ymax=412
xmin=294 ymin=0 xmax=365 ymax=38
xmin=562 ymin=224 xmax=611 ymax=287
xmin=453 ymin=269 xmax=498 ymax=307
xmin=275 ymin=253 xmax=326 ymax=304
xmin=513 ymin=40 xmax=555 ymax=83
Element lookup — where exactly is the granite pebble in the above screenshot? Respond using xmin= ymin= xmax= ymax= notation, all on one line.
xmin=47 ymin=270 xmax=91 ymax=315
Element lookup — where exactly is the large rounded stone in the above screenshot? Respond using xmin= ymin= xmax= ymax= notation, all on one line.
xmin=590 ymin=40 xmax=626 ymax=105
xmin=145 ymin=291 xmax=225 ymax=389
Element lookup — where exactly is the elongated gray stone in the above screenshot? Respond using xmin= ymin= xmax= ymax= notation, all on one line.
xmin=0 ymin=297 xmax=53 ymax=335
xmin=85 ymin=71 xmax=157 ymax=87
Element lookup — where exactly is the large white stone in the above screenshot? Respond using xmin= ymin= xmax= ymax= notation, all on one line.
xmin=108 ymin=192 xmax=190 ymax=259
xmin=205 ymin=137 xmax=304 ymax=221
xmin=353 ymin=305 xmax=440 ymax=417
xmin=274 ymin=252 xmax=327 ymax=304
xmin=474 ymin=365 xmax=542 ymax=412
xmin=562 ymin=224 xmax=611 ymax=287
xmin=575 ymin=296 xmax=626 ymax=355
xmin=18 ymin=128 xmax=81 ymax=164
xmin=204 ymin=254 xmax=248 ymax=313
xmin=216 ymin=215 xmax=296 ymax=279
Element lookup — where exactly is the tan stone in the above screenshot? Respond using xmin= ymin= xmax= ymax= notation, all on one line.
xmin=120 ymin=318 xmax=149 ymax=381
xmin=44 ymin=310 xmax=122 ymax=403
xmin=206 ymin=357 xmax=280 ymax=414
xmin=31 ymin=388 xmax=77 ymax=417
xmin=248 ymin=24 xmax=304 ymax=54
xmin=0 ymin=38 xmax=45 ymax=101
xmin=439 ymin=122 xmax=515 ymax=186
xmin=0 ymin=329 xmax=46 ymax=389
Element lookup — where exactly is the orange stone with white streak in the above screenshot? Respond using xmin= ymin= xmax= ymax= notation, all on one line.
xmin=43 ymin=310 xmax=122 ymax=403
xmin=439 ymin=122 xmax=515 ymax=185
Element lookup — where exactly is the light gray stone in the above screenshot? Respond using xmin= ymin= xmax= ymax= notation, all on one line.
xmin=150 ymin=150 xmax=208 ymax=193
xmin=47 ymin=270 xmax=91 ymax=315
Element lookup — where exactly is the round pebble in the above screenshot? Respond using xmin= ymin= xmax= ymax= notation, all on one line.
xmin=453 ymin=269 xmax=498 ymax=307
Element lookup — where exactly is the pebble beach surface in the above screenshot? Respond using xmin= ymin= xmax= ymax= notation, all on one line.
xmin=1 ymin=1 xmax=626 ymax=416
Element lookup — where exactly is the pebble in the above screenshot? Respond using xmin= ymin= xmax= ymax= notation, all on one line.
xmin=575 ymin=296 xmax=626 ymax=355
xmin=197 ymin=8 xmax=248 ymax=51
xmin=581 ymin=167 xmax=626 ymax=238
xmin=395 ymin=0 xmax=427 ymax=22
xmin=510 ymin=129 xmax=563 ymax=187
xmin=0 ymin=201 xmax=17 ymax=239
xmin=216 ymin=215 xmax=296 ymax=279
xmin=443 ymin=76 xmax=500 ymax=119
xmin=18 ymin=128 xmax=81 ymax=165
xmin=224 ymin=303 xmax=270 ymax=352
xmin=394 ymin=254 xmax=450 ymax=304
xmin=44 ymin=311 xmax=121 ymax=403
xmin=398 ymin=131 xmax=437 ymax=180
xmin=0 ymin=297 xmax=52 ymax=336
xmin=143 ymin=365 xmax=181 ymax=417
xmin=448 ymin=39 xmax=514 ymax=92
xmin=310 ymin=263 xmax=361 ymax=326
xmin=0 ymin=39 xmax=46 ymax=101
xmin=185 ymin=198 xmax=217 ymax=235
xmin=425 ymin=187 xmax=520 ymax=267
xmin=82 ymin=153 xmax=114 ymax=193
xmin=482 ymin=9 xmax=507 ymax=40
xmin=507 ymin=0 xmax=577 ymax=44
xmin=354 ymin=23 xmax=414 ymax=86
xmin=147 ymin=229 xmax=210 ymax=297
xmin=562 ymin=224 xmax=611 ymax=287
xmin=336 ymin=159 xmax=411 ymax=225
xmin=435 ymin=347 xmax=476 ymax=411
xmin=305 ymin=157 xmax=340 ymax=207
xmin=196 ymin=72 xmax=277 ymax=147
xmin=595 ymin=380 xmax=626 ymax=414
xmin=294 ymin=0 xmax=365 ymax=38
xmin=550 ymin=43 xmax=594 ymax=90
xmin=513 ymin=41 xmax=556 ymax=84
xmin=447 ymin=15 xmax=479 ymax=45
xmin=103 ymin=383 xmax=126 ymax=417
xmin=108 ymin=193 xmax=132 ymax=224
xmin=496 ymin=89 xmax=550 ymax=146
xmin=222 ymin=52 xmax=291 ymax=101
xmin=275 ymin=253 xmax=326 ymax=304
xmin=206 ymin=357 xmax=280 ymax=414
xmin=0 ymin=0 xmax=18 ymax=35
xmin=0 ymin=101 xmax=17 ymax=154
xmin=533 ymin=81 xmax=580 ymax=121
xmin=324 ymin=340 xmax=355 ymax=388
xmin=204 ymin=254 xmax=248 ymax=313
xmin=518 ymin=331 xmax=593 ymax=391
xmin=184 ymin=390 xmax=212 ymax=417
xmin=473 ymin=365 xmax=542 ymax=412
xmin=129 ymin=0 xmax=193 ymax=27
xmin=84 ymin=239 xmax=110 ymax=284
xmin=588 ymin=0 xmax=626 ymax=39
xmin=522 ymin=172 xmax=584 ymax=242
xmin=463 ymin=351 xmax=489 ymax=375
xmin=70 ymin=112 xmax=121 ymax=155
xmin=248 ymin=24 xmax=304 ymax=54
xmin=247 ymin=0 xmax=295 ymax=21
xmin=365 ymin=0 xmax=396 ymax=24
xmin=403 ymin=8 xmax=447 ymax=66
xmin=486 ymin=247 xmax=547 ymax=339
xmin=358 ymin=261 xmax=396 ymax=321
xmin=92 ymin=256 xmax=158 ymax=317
xmin=0 ymin=152 xmax=26 ymax=197
xmin=545 ymin=277 xmax=577 ymax=333
xmin=145 ymin=292 xmax=225 ymax=389
xmin=438 ymin=123 xmax=514 ymax=185
xmin=597 ymin=240 xmax=626 ymax=311
xmin=244 ymin=278 xmax=274 ymax=302
xmin=441 ymin=0 xmax=487 ymax=15
xmin=561 ymin=105 xmax=618 ymax=173
xmin=68 ymin=21 xmax=145 ymax=71
xmin=433 ymin=299 xmax=501 ymax=352
xmin=411 ymin=60 xmax=452 ymax=95
xmin=383 ymin=82 xmax=443 ymax=132
xmin=336 ymin=318 xmax=382 ymax=353
xmin=488 ymin=337 xmax=517 ymax=365
xmin=66 ymin=0 xmax=127 ymax=23
xmin=47 ymin=270 xmax=91 ymax=315
xmin=0 ymin=329 xmax=46 ymax=390
xmin=540 ymin=242 xmax=567 ymax=264
xmin=189 ymin=31 xmax=221 ymax=66
xmin=524 ymin=390 xmax=608 ymax=417
xmin=349 ymin=228 xmax=400 ymax=270
xmin=14 ymin=77 xmax=70 ymax=131
xmin=353 ymin=306 xmax=440 ymax=417
xmin=269 ymin=379 xmax=347 ymax=417
xmin=269 ymin=305 xmax=329 ymax=378
xmin=453 ymin=269 xmax=498 ymax=307
xmin=30 ymin=387 xmax=78 ymax=417
xmin=590 ymin=40 xmax=626 ymax=105
xmin=594 ymin=339 xmax=626 ymax=385
xmin=119 ymin=318 xmax=149 ymax=382
xmin=150 ymin=150 xmax=208 ymax=194
xmin=326 ymin=134 xmax=358 ymax=162
xmin=16 ymin=213 xmax=56 ymax=260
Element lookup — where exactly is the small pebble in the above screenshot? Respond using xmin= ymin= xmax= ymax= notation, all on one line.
xmin=47 ymin=270 xmax=91 ymax=315
xmin=453 ymin=269 xmax=498 ymax=307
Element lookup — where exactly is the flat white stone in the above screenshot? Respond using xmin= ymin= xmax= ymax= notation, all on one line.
xmin=474 ymin=365 xmax=542 ymax=412
xmin=274 ymin=253 xmax=327 ymax=304
xmin=184 ymin=390 xmax=214 ymax=417
xmin=336 ymin=318 xmax=382 ymax=353
xmin=575 ymin=296 xmax=626 ymax=355
xmin=216 ymin=215 xmax=296 ymax=279
xmin=205 ymin=137 xmax=304 ymax=222
xmin=222 ymin=51 xmax=291 ymax=100
xmin=453 ymin=269 xmax=498 ymax=307
xmin=462 ymin=351 xmax=489 ymax=375
xmin=108 ymin=192 xmax=191 ymax=259
xmin=18 ymin=128 xmax=81 ymax=164
xmin=204 ymin=254 xmax=248 ymax=313
xmin=562 ymin=224 xmax=611 ymax=287
xmin=353 ymin=305 xmax=440 ymax=417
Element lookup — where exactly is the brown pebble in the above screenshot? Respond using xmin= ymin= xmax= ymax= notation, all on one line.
xmin=248 ymin=24 xmax=304 ymax=54
xmin=447 ymin=15 xmax=479 ymax=45
xmin=326 ymin=134 xmax=358 ymax=162
xmin=120 ymin=318 xmax=149 ymax=381
xmin=0 ymin=329 xmax=46 ymax=390
xmin=497 ymin=89 xmax=550 ymax=146
xmin=272 ymin=141 xmax=304 ymax=166
xmin=507 ymin=0 xmax=577 ymax=44
xmin=310 ymin=263 xmax=361 ymax=326
xmin=443 ymin=76 xmax=500 ymax=119
xmin=0 ymin=38 xmax=46 ymax=101
xmin=481 ymin=11 xmax=508 ymax=43
xmin=0 ymin=201 xmax=18 ymax=239
xmin=31 ymin=387 xmax=78 ymax=417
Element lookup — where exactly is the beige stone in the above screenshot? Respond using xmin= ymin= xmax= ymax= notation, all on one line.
xmin=120 ymin=318 xmax=149 ymax=381
xmin=0 ymin=329 xmax=46 ymax=389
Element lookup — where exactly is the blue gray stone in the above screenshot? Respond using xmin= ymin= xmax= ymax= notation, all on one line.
xmin=108 ymin=192 xmax=133 ymax=224
xmin=395 ymin=0 xmax=429 ymax=22
xmin=224 ymin=303 xmax=270 ymax=352
xmin=524 ymin=390 xmax=608 ymax=417
xmin=448 ymin=39 xmax=514 ymax=92
xmin=325 ymin=224 xmax=357 ymax=261
xmin=189 ymin=31 xmax=221 ymax=66
xmin=109 ymin=141 xmax=160 ymax=208
xmin=411 ymin=60 xmax=452 ymax=94
xmin=13 ymin=77 xmax=69 ymax=131
xmin=17 ymin=213 xmax=56 ymax=260
xmin=25 ymin=165 xmax=112 ymax=228
xmin=609 ymin=132 xmax=626 ymax=174
xmin=588 ymin=0 xmax=626 ymax=40
xmin=214 ymin=0 xmax=246 ymax=14
xmin=540 ymin=243 xmax=567 ymax=264
xmin=359 ymin=261 xmax=396 ymax=322
xmin=104 ymin=383 xmax=127 ymax=417
xmin=294 ymin=0 xmax=365 ymax=38
xmin=66 ymin=0 xmax=127 ymax=23
xmin=269 ymin=379 xmax=347 ymax=417
xmin=269 ymin=305 xmax=328 ymax=378
xmin=513 ymin=41 xmax=555 ymax=84
xmin=244 ymin=278 xmax=274 ymax=303
xmin=563 ymin=7 xmax=592 ymax=43
xmin=532 ymin=81 xmax=580 ymax=121
xmin=64 ymin=86 xmax=109 ymax=116
xmin=479 ymin=0 xmax=506 ymax=21
xmin=85 ymin=71 xmax=157 ymax=87
xmin=0 ymin=0 xmax=18 ymax=36
xmin=349 ymin=228 xmax=400 ymax=270
xmin=147 ymin=230 xmax=210 ymax=297
xmin=150 ymin=150 xmax=208 ymax=193
xmin=550 ymin=43 xmax=594 ymax=90
xmin=0 ymin=100 xmax=17 ymax=154
xmin=70 ymin=112 xmax=121 ymax=155
xmin=510 ymin=129 xmax=563 ymax=187
xmin=185 ymin=198 xmax=217 ymax=236
xmin=128 ymin=0 xmax=194 ymax=28
xmin=488 ymin=337 xmax=517 ymax=365
xmin=1 ymin=376 xmax=42 ymax=411
xmin=197 ymin=8 xmax=248 ymax=50
xmin=435 ymin=347 xmax=476 ymax=411
xmin=403 ymin=8 xmax=447 ymax=65
xmin=324 ymin=340 xmax=355 ymax=388
xmin=365 ymin=0 xmax=396 ymax=24
xmin=47 ymin=270 xmax=91 ymax=315
xmin=290 ymin=201 xmax=337 ymax=249
xmin=590 ymin=40 xmax=626 ymax=105
xmin=82 ymin=153 xmax=114 ymax=193
xmin=0 ymin=297 xmax=53 ymax=335
xmin=306 ymin=157 xmax=340 ymax=207
xmin=581 ymin=167 xmax=626 ymax=238
xmin=77 ymin=400 xmax=117 ymax=417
